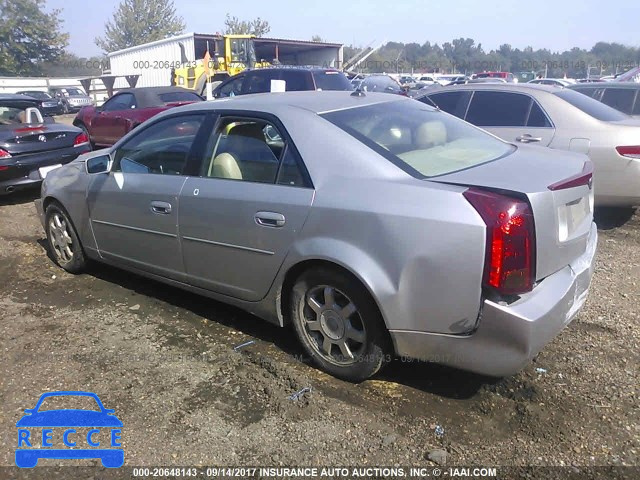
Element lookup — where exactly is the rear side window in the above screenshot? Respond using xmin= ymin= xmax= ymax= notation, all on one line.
xmin=554 ymin=89 xmax=629 ymax=121
xmin=466 ymin=91 xmax=531 ymax=127
xmin=158 ymin=91 xmax=203 ymax=103
xmin=243 ymin=70 xmax=281 ymax=94
xmin=634 ymin=96 xmax=640 ymax=115
xmin=571 ymin=87 xmax=599 ymax=99
xmin=527 ymin=101 xmax=552 ymax=127
xmin=423 ymin=91 xmax=471 ymax=119
xmin=312 ymin=71 xmax=352 ymax=91
xmin=280 ymin=71 xmax=314 ymax=91
xmin=600 ymin=88 xmax=637 ymax=115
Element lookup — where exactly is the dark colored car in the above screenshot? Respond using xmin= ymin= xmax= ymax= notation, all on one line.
xmin=568 ymin=82 xmax=640 ymax=118
xmin=48 ymin=86 xmax=93 ymax=113
xmin=0 ymin=94 xmax=90 ymax=195
xmin=358 ymin=75 xmax=406 ymax=95
xmin=73 ymin=86 xmax=203 ymax=148
xmin=213 ymin=66 xmax=352 ymax=98
xmin=16 ymin=91 xmax=64 ymax=116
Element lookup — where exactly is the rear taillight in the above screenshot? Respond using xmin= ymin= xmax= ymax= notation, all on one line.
xmin=464 ymin=188 xmax=536 ymax=295
xmin=616 ymin=146 xmax=640 ymax=159
xmin=0 ymin=148 xmax=11 ymax=159
xmin=74 ymin=132 xmax=89 ymax=146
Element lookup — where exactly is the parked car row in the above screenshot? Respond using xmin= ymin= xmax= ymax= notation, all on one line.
xmin=32 ymin=88 xmax=600 ymax=383
xmin=416 ymin=83 xmax=640 ymax=207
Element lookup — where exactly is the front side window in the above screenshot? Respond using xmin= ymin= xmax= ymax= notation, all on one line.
xmin=600 ymin=88 xmax=637 ymax=115
xmin=216 ymin=76 xmax=244 ymax=98
xmin=113 ymin=115 xmax=204 ymax=175
xmin=466 ymin=91 xmax=531 ymax=127
xmin=102 ymin=93 xmax=136 ymax=112
xmin=322 ymin=100 xmax=514 ymax=178
xmin=200 ymin=117 xmax=307 ymax=186
xmin=158 ymin=91 xmax=203 ymax=103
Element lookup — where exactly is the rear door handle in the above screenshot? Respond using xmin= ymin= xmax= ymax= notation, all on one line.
xmin=516 ymin=134 xmax=543 ymax=143
xmin=255 ymin=211 xmax=285 ymax=227
xmin=150 ymin=201 xmax=172 ymax=215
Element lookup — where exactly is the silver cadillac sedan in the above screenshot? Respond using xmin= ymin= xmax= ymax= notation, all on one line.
xmin=35 ymin=91 xmax=597 ymax=382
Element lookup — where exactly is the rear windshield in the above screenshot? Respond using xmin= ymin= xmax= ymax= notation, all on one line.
xmin=158 ymin=91 xmax=203 ymax=103
xmin=322 ymin=100 xmax=514 ymax=178
xmin=554 ymin=89 xmax=629 ymax=121
xmin=312 ymin=71 xmax=352 ymax=91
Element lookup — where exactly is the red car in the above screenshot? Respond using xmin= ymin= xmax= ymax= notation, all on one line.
xmin=73 ymin=87 xmax=203 ymax=148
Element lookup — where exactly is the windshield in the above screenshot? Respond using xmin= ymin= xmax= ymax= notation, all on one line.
xmin=554 ymin=89 xmax=629 ymax=121
xmin=59 ymin=88 xmax=84 ymax=96
xmin=322 ymin=100 xmax=514 ymax=178
xmin=313 ymin=71 xmax=352 ymax=91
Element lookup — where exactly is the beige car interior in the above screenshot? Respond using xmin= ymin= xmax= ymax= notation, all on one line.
xmin=206 ymin=121 xmax=281 ymax=183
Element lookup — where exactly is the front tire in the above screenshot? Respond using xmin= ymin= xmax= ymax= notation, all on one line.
xmin=290 ymin=267 xmax=390 ymax=382
xmin=45 ymin=203 xmax=87 ymax=274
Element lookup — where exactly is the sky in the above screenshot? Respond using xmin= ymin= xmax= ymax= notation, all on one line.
xmin=46 ymin=0 xmax=639 ymax=58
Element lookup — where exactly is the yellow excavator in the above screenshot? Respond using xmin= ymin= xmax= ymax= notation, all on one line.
xmin=172 ymin=35 xmax=270 ymax=95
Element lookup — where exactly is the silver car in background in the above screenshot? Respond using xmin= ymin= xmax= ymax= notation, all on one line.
xmin=35 ymin=92 xmax=596 ymax=381
xmin=418 ymin=84 xmax=640 ymax=206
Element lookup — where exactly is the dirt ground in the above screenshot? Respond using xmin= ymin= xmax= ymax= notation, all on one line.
xmin=0 ymin=188 xmax=638 ymax=477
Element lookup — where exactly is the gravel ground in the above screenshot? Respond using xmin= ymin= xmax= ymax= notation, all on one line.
xmin=0 ymin=190 xmax=638 ymax=478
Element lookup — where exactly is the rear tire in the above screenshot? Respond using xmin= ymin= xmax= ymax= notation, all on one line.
xmin=45 ymin=203 xmax=87 ymax=274
xmin=290 ymin=267 xmax=390 ymax=382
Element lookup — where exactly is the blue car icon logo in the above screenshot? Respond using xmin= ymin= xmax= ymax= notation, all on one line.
xmin=16 ymin=391 xmax=123 ymax=468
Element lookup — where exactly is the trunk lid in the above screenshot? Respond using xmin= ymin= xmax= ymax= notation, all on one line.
xmin=0 ymin=124 xmax=80 ymax=155
xmin=431 ymin=144 xmax=594 ymax=281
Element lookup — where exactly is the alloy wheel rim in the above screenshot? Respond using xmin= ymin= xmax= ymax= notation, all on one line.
xmin=300 ymin=285 xmax=367 ymax=365
xmin=48 ymin=213 xmax=74 ymax=264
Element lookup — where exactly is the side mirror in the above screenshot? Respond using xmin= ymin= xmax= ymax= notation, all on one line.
xmin=86 ymin=155 xmax=111 ymax=174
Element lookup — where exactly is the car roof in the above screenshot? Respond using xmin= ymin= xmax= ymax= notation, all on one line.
xmin=0 ymin=93 xmax=39 ymax=101
xmin=424 ymin=83 xmax=559 ymax=94
xmin=246 ymin=65 xmax=341 ymax=72
xmin=179 ymin=90 xmax=412 ymax=115
xmin=112 ymin=86 xmax=202 ymax=108
xmin=569 ymin=82 xmax=640 ymax=90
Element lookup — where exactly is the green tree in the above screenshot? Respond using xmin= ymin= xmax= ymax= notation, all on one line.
xmin=311 ymin=35 xmax=324 ymax=42
xmin=95 ymin=0 xmax=185 ymax=54
xmin=223 ymin=14 xmax=270 ymax=37
xmin=0 ymin=0 xmax=69 ymax=76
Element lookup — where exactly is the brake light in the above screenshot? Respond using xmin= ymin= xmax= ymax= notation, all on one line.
xmin=464 ymin=188 xmax=536 ymax=295
xmin=616 ymin=146 xmax=640 ymax=159
xmin=548 ymin=161 xmax=594 ymax=191
xmin=0 ymin=148 xmax=11 ymax=158
xmin=74 ymin=132 xmax=89 ymax=146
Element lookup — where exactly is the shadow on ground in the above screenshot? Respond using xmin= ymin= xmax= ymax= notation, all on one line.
xmin=594 ymin=207 xmax=636 ymax=230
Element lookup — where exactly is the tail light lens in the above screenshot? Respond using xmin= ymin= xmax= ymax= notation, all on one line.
xmin=616 ymin=146 xmax=640 ymax=159
xmin=74 ymin=132 xmax=89 ymax=146
xmin=0 ymin=148 xmax=11 ymax=159
xmin=464 ymin=188 xmax=536 ymax=295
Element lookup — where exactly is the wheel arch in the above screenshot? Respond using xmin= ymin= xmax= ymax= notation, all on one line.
xmin=278 ymin=254 xmax=395 ymax=333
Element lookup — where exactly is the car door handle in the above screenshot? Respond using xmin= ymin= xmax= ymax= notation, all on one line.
xmin=150 ymin=201 xmax=172 ymax=215
xmin=516 ymin=134 xmax=543 ymax=143
xmin=255 ymin=211 xmax=285 ymax=227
